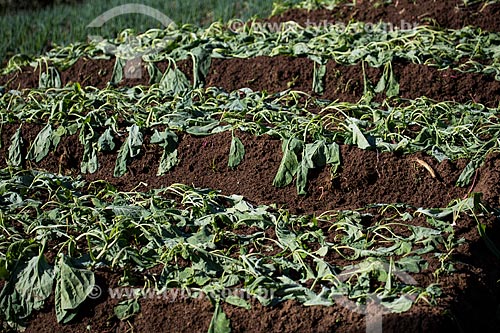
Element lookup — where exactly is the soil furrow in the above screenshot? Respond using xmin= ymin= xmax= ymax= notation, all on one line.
xmin=1 ymin=57 xmax=499 ymax=107
xmin=3 ymin=123 xmax=499 ymax=214
xmin=269 ymin=0 xmax=500 ymax=32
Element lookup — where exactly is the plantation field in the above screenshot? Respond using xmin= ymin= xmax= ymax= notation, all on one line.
xmin=1 ymin=1 xmax=500 ymax=332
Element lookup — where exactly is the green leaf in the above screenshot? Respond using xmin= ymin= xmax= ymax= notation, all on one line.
xmin=456 ymin=159 xmax=478 ymax=187
xmin=228 ymin=135 xmax=245 ymax=168
xmin=312 ymin=62 xmax=326 ymax=94
xmin=186 ymin=122 xmax=221 ymax=136
xmin=152 ymin=129 xmax=179 ymax=175
xmin=81 ymin=143 xmax=98 ymax=174
xmin=0 ymin=253 xmax=54 ymax=324
xmin=380 ymin=295 xmax=413 ymax=313
xmin=207 ymin=301 xmax=231 ymax=333
xmin=160 ymin=65 xmax=190 ymax=94
xmin=15 ymin=255 xmax=54 ymax=311
xmin=8 ymin=126 xmax=23 ymax=167
xmin=374 ymin=66 xmax=387 ymax=94
xmin=111 ymin=58 xmax=125 ymax=84
xmin=158 ymin=150 xmax=178 ymax=176
xmin=128 ymin=124 xmax=143 ymax=158
xmin=348 ymin=120 xmax=371 ymax=149
xmin=190 ymin=47 xmax=211 ymax=89
xmin=114 ymin=299 xmax=140 ymax=320
xmin=296 ymin=160 xmax=309 ymax=195
xmin=273 ymin=138 xmax=303 ymax=188
xmin=51 ymin=125 xmax=66 ymax=149
xmin=55 ymin=255 xmax=95 ymax=324
xmin=386 ymin=64 xmax=400 ymax=97
xmin=28 ymin=124 xmax=53 ymax=162
xmin=114 ymin=140 xmax=129 ymax=177
xmin=303 ymin=140 xmax=327 ymax=169
xmin=147 ymin=62 xmax=162 ymax=84
xmin=276 ymin=221 xmax=299 ymax=251
xmin=97 ymin=128 xmax=115 ymax=152
xmin=325 ymin=142 xmax=341 ymax=175
xmin=224 ymin=295 xmax=251 ymax=309
xmin=39 ymin=67 xmax=61 ymax=89
xmin=113 ymin=125 xmax=143 ymax=177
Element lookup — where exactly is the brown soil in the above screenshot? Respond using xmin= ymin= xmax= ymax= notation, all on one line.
xmin=2 ymin=57 xmax=499 ymax=107
xmin=270 ymin=0 xmax=500 ymax=32
xmin=0 ymin=123 xmax=482 ymax=214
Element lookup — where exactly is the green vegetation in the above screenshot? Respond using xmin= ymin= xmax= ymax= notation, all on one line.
xmin=1 ymin=0 xmax=499 ymax=330
xmin=0 ymin=0 xmax=275 ymax=63
xmin=0 ymin=168 xmax=472 ymax=328
xmin=1 ymin=82 xmax=499 ymax=192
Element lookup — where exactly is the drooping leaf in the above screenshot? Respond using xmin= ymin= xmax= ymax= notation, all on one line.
xmin=113 ymin=125 xmax=143 ymax=177
xmin=303 ymin=140 xmax=327 ymax=169
xmin=273 ymin=138 xmax=303 ymax=188
xmin=8 ymin=126 xmax=23 ymax=167
xmin=28 ymin=124 xmax=53 ymax=162
xmin=158 ymin=150 xmax=178 ymax=176
xmin=111 ymin=58 xmax=126 ymax=84
xmin=348 ymin=120 xmax=372 ymax=149
xmin=276 ymin=221 xmax=299 ymax=251
xmin=207 ymin=301 xmax=231 ymax=333
xmin=456 ymin=159 xmax=478 ymax=187
xmin=55 ymin=255 xmax=95 ymax=324
xmin=0 ymin=253 xmax=54 ymax=324
xmin=113 ymin=140 xmax=129 ymax=177
xmin=151 ymin=129 xmax=179 ymax=175
xmin=325 ymin=142 xmax=341 ymax=175
xmin=186 ymin=122 xmax=221 ymax=136
xmin=114 ymin=299 xmax=140 ymax=320
xmin=79 ymin=127 xmax=98 ymax=174
xmin=39 ymin=67 xmax=61 ymax=89
xmin=296 ymin=160 xmax=309 ymax=195
xmin=160 ymin=65 xmax=190 ymax=94
xmin=97 ymin=128 xmax=115 ymax=152
xmin=312 ymin=62 xmax=326 ymax=94
xmin=224 ymin=295 xmax=251 ymax=309
xmin=51 ymin=125 xmax=66 ymax=149
xmin=190 ymin=47 xmax=212 ymax=89
xmin=386 ymin=65 xmax=400 ymax=97
xmin=15 ymin=255 xmax=54 ymax=311
xmin=147 ymin=62 xmax=162 ymax=84
xmin=228 ymin=135 xmax=245 ymax=168
xmin=127 ymin=124 xmax=143 ymax=158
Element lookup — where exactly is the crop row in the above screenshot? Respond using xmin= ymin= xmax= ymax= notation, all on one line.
xmin=2 ymin=20 xmax=500 ymax=80
xmin=0 ymin=167 xmax=484 ymax=328
xmin=0 ymin=86 xmax=499 ymax=190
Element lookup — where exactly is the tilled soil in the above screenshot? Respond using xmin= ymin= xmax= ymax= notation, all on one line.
xmin=1 ymin=2 xmax=500 ymax=333
xmin=270 ymin=0 xmax=500 ymax=32
xmin=2 ymin=57 xmax=500 ymax=107
xmin=0 ymin=123 xmax=483 ymax=213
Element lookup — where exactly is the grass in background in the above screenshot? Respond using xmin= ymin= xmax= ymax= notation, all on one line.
xmin=0 ymin=0 xmax=276 ymax=64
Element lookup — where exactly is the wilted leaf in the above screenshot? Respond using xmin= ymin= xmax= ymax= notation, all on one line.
xmin=97 ymin=128 xmax=116 ymax=152
xmin=8 ymin=127 xmax=23 ymax=167
xmin=207 ymin=301 xmax=231 ymax=333
xmin=28 ymin=124 xmax=53 ymax=162
xmin=273 ymin=138 xmax=303 ymax=188
xmin=228 ymin=135 xmax=245 ymax=168
xmin=55 ymin=255 xmax=95 ymax=324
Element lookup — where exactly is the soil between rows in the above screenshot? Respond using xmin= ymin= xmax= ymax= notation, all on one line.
xmin=269 ymin=0 xmax=500 ymax=32
xmin=2 ymin=123 xmax=491 ymax=214
xmin=2 ymin=57 xmax=499 ymax=107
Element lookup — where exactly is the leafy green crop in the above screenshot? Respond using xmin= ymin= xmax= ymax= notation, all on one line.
xmin=0 ymin=168 xmax=481 ymax=328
